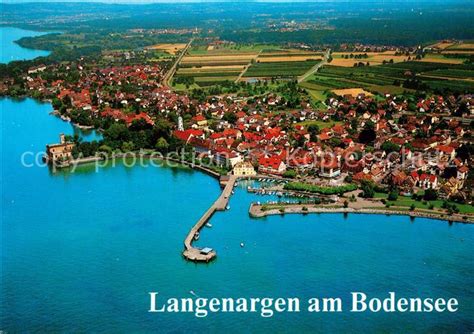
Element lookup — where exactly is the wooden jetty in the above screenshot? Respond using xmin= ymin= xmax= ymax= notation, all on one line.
xmin=182 ymin=175 xmax=237 ymax=262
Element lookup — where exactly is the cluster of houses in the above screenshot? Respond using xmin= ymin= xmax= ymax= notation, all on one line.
xmin=173 ymin=91 xmax=472 ymax=201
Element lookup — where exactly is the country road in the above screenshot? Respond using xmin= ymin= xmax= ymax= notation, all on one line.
xmin=234 ymin=49 xmax=263 ymax=83
xmin=297 ymin=48 xmax=331 ymax=83
xmin=162 ymin=38 xmax=193 ymax=89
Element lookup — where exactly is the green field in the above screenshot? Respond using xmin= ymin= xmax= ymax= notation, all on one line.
xmin=188 ymin=43 xmax=282 ymax=55
xmin=179 ymin=60 xmax=250 ymax=67
xmin=175 ymin=71 xmax=242 ymax=78
xmin=244 ymin=60 xmax=319 ymax=78
xmin=258 ymin=52 xmax=324 ymax=58
xmin=422 ymin=68 xmax=474 ymax=79
xmin=299 ymin=61 xmax=474 ymax=100
xmin=296 ymin=119 xmax=343 ymax=129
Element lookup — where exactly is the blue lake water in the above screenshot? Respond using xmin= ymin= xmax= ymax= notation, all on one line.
xmin=1 ymin=30 xmax=474 ymax=333
xmin=2 ymin=98 xmax=474 ymax=333
xmin=0 ymin=27 xmax=52 ymax=63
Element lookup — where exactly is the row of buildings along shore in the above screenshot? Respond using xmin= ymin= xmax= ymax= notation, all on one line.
xmin=9 ymin=54 xmax=472 ymax=202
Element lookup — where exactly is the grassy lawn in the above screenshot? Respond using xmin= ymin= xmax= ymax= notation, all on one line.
xmin=237 ymin=44 xmax=282 ymax=52
xmin=148 ymin=50 xmax=174 ymax=59
xmin=171 ymin=82 xmax=200 ymax=91
xmin=366 ymin=84 xmax=412 ymax=95
xmin=375 ymin=192 xmax=474 ymax=214
xmin=306 ymin=88 xmax=327 ymax=102
xmin=244 ymin=60 xmax=319 ymax=77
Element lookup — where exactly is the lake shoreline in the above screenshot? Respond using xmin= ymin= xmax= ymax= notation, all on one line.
xmin=249 ymin=203 xmax=474 ymax=224
xmin=2 ymin=68 xmax=472 ymax=227
xmin=9 ymin=93 xmax=474 ymax=227
xmin=1 ymin=27 xmax=53 ymax=63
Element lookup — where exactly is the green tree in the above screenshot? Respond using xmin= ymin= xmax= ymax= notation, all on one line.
xmin=223 ymin=111 xmax=237 ymax=124
xmin=121 ymin=141 xmax=135 ymax=152
xmin=360 ymin=180 xmax=375 ymax=198
xmin=155 ymin=137 xmax=169 ymax=153
xmin=51 ymin=97 xmax=62 ymax=110
xmin=105 ymin=123 xmax=130 ymax=142
xmin=329 ymin=137 xmax=342 ymax=147
xmin=307 ymin=124 xmax=320 ymax=135
xmin=283 ymin=170 xmax=297 ymax=178
xmin=388 ymin=190 xmax=399 ymax=201
xmin=423 ymin=188 xmax=438 ymax=201
xmin=381 ymin=141 xmax=400 ymax=153
xmin=98 ymin=145 xmax=112 ymax=155
xmin=358 ymin=128 xmax=376 ymax=144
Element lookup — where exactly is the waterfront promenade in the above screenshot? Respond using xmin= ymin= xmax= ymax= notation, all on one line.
xmin=249 ymin=203 xmax=474 ymax=224
xmin=183 ymin=175 xmax=237 ymax=262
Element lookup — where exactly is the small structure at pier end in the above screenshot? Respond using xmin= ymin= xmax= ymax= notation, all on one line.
xmin=44 ymin=134 xmax=75 ymax=167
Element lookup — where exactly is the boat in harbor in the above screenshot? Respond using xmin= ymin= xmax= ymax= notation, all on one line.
xmin=206 ymin=223 xmax=212 ymax=228
xmin=194 ymin=232 xmax=200 ymax=240
xmin=226 ymin=205 xmax=230 ymax=210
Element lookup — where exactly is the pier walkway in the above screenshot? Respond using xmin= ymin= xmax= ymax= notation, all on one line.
xmin=183 ymin=175 xmax=237 ymax=262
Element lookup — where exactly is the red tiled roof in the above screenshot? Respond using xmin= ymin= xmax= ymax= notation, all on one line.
xmin=193 ymin=115 xmax=206 ymax=122
xmin=259 ymin=156 xmax=283 ymax=170
xmin=173 ymin=129 xmax=203 ymax=142
xmin=436 ymin=145 xmax=454 ymax=154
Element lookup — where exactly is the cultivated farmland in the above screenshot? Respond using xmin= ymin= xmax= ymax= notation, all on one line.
xmin=146 ymin=43 xmax=187 ymax=55
xmin=299 ymin=60 xmax=474 ymax=101
xmin=256 ymin=49 xmax=323 ymax=63
xmin=428 ymin=41 xmax=474 ymax=52
xmin=243 ymin=60 xmax=320 ymax=78
xmin=172 ymin=43 xmax=325 ymax=88
xmin=172 ymin=44 xmax=262 ymax=87
xmin=332 ymin=88 xmax=373 ymax=97
xmin=330 ymin=51 xmax=409 ymax=67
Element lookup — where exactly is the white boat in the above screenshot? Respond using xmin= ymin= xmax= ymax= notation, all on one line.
xmin=206 ymin=223 xmax=212 ymax=228
xmin=194 ymin=232 xmax=200 ymax=240
xmin=240 ymin=242 xmax=245 ymax=248
xmin=226 ymin=205 xmax=231 ymax=210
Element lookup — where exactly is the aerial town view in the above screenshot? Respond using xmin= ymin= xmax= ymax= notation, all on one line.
xmin=1 ymin=0 xmax=473 ymax=332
